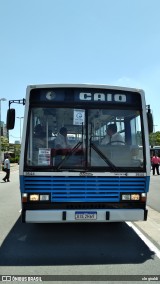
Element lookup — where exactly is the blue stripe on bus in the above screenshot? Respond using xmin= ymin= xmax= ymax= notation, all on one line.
xmin=20 ymin=176 xmax=150 ymax=203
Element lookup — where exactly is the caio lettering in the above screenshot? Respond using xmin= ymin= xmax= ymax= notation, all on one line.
xmin=79 ymin=92 xmax=126 ymax=102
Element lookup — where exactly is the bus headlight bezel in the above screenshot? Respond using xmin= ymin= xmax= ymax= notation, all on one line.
xmin=29 ymin=194 xmax=50 ymax=202
xmin=121 ymin=193 xmax=145 ymax=202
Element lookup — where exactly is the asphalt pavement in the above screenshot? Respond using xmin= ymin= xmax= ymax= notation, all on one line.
xmin=0 ymin=165 xmax=159 ymax=249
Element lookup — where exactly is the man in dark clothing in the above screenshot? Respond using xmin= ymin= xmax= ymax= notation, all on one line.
xmin=2 ymin=154 xmax=10 ymax=182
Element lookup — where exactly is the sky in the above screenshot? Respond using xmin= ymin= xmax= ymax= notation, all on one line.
xmin=0 ymin=0 xmax=160 ymax=143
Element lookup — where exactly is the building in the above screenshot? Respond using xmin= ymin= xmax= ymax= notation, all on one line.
xmin=0 ymin=121 xmax=8 ymax=138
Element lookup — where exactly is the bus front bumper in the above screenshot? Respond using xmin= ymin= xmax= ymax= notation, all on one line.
xmin=23 ymin=209 xmax=148 ymax=223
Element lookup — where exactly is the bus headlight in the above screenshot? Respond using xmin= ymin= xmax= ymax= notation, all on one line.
xmin=131 ymin=194 xmax=140 ymax=201
xmin=30 ymin=194 xmax=39 ymax=201
xmin=40 ymin=194 xmax=50 ymax=201
xmin=121 ymin=194 xmax=130 ymax=200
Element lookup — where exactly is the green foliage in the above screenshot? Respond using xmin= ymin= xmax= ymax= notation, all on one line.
xmin=1 ymin=136 xmax=9 ymax=151
xmin=1 ymin=139 xmax=21 ymax=162
xmin=14 ymin=144 xmax=21 ymax=156
xmin=10 ymin=156 xmax=19 ymax=163
xmin=149 ymin=131 xmax=160 ymax=146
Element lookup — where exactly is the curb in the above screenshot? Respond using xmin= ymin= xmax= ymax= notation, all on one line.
xmin=134 ymin=206 xmax=160 ymax=249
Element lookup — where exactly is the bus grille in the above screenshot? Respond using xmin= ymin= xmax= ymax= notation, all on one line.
xmin=23 ymin=176 xmax=147 ymax=202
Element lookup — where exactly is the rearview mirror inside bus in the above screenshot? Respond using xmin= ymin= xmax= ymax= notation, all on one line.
xmin=6 ymin=108 xmax=15 ymax=130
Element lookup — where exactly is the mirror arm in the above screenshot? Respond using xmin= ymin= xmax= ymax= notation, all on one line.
xmin=8 ymin=99 xmax=25 ymax=109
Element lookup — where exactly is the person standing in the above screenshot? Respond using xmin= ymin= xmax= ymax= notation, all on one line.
xmin=2 ymin=154 xmax=10 ymax=182
xmin=151 ymin=153 xmax=160 ymax=175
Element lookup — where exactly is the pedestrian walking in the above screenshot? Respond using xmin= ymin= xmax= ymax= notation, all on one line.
xmin=151 ymin=153 xmax=160 ymax=175
xmin=2 ymin=154 xmax=10 ymax=182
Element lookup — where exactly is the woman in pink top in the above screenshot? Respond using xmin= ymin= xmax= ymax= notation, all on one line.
xmin=151 ymin=153 xmax=160 ymax=175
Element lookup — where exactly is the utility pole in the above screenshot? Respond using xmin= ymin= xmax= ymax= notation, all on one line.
xmin=16 ymin=117 xmax=24 ymax=143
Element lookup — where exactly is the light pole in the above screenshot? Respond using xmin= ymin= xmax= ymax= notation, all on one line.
xmin=0 ymin=98 xmax=7 ymax=170
xmin=16 ymin=117 xmax=24 ymax=143
xmin=153 ymin=124 xmax=158 ymax=133
xmin=153 ymin=124 xmax=158 ymax=146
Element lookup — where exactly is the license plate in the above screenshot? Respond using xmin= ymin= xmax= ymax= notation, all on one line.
xmin=75 ymin=211 xmax=97 ymax=220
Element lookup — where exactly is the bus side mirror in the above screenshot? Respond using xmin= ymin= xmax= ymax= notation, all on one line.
xmin=147 ymin=112 xmax=153 ymax=134
xmin=6 ymin=108 xmax=15 ymax=130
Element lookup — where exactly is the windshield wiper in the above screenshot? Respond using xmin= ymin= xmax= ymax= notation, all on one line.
xmin=90 ymin=142 xmax=118 ymax=171
xmin=56 ymin=141 xmax=83 ymax=170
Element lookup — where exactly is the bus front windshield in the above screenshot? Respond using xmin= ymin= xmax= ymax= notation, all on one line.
xmin=26 ymin=107 xmax=144 ymax=171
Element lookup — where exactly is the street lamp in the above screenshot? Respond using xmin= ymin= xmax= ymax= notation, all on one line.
xmin=153 ymin=125 xmax=158 ymax=133
xmin=153 ymin=124 xmax=158 ymax=146
xmin=0 ymin=98 xmax=7 ymax=170
xmin=16 ymin=117 xmax=24 ymax=143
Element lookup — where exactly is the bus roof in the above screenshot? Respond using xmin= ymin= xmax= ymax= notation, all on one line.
xmin=26 ymin=83 xmax=144 ymax=94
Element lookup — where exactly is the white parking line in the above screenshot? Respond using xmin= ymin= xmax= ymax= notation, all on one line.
xmin=127 ymin=222 xmax=160 ymax=259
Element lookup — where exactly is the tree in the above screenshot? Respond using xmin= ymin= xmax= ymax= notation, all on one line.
xmin=1 ymin=136 xmax=9 ymax=152
xmin=14 ymin=144 xmax=21 ymax=159
xmin=149 ymin=131 xmax=160 ymax=146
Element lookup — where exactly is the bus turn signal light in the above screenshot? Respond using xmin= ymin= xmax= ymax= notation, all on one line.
xmin=22 ymin=193 xmax=28 ymax=203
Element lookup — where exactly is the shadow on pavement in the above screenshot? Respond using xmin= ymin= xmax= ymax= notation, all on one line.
xmin=0 ymin=217 xmax=155 ymax=266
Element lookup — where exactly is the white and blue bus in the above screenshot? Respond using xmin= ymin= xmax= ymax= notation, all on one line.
xmin=7 ymin=84 xmax=153 ymax=223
